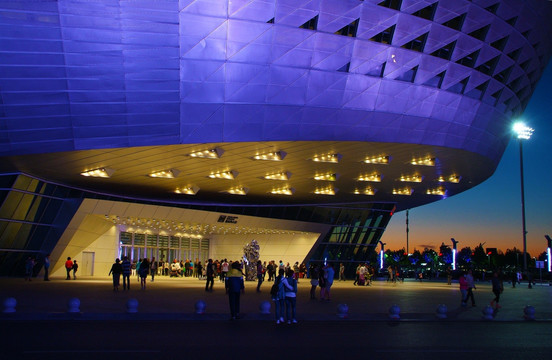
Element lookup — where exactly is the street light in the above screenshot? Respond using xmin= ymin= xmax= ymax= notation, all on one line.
xmin=545 ymin=235 xmax=551 ymax=273
xmin=451 ymin=238 xmax=459 ymax=271
xmin=378 ymin=241 xmax=386 ymax=269
xmin=513 ymin=121 xmax=534 ymax=271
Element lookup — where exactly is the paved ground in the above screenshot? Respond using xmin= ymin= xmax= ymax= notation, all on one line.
xmin=2 ymin=276 xmax=552 ymax=359
xmin=1 ymin=275 xmax=551 ymax=321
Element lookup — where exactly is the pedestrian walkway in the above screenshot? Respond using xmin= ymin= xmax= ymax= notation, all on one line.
xmin=1 ymin=276 xmax=551 ymax=321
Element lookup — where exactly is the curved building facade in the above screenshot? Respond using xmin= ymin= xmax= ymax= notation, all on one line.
xmin=0 ymin=0 xmax=551 ymax=276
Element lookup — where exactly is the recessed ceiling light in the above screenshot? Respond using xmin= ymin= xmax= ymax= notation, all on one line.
xmin=427 ymin=188 xmax=447 ymax=195
xmin=393 ymin=187 xmax=413 ymax=195
xmin=149 ymin=169 xmax=180 ymax=178
xmin=269 ymin=187 xmax=295 ymax=195
xmin=174 ymin=185 xmax=200 ymax=195
xmin=263 ymin=171 xmax=291 ymax=181
xmin=314 ymin=173 xmax=339 ymax=181
xmin=312 ymin=153 xmax=342 ymax=163
xmin=358 ymin=173 xmax=382 ymax=182
xmin=437 ymin=175 xmax=461 ymax=183
xmin=221 ymin=187 xmax=248 ymax=195
xmin=188 ymin=147 xmax=224 ymax=159
xmin=399 ymin=174 xmax=423 ymax=182
xmin=353 ymin=187 xmax=376 ymax=195
xmin=80 ymin=167 xmax=115 ymax=178
xmin=314 ymin=187 xmax=337 ymax=195
xmin=411 ymin=157 xmax=435 ymax=166
xmin=209 ymin=170 xmax=238 ymax=180
xmin=363 ymin=155 xmax=390 ymax=164
xmin=253 ymin=150 xmax=287 ymax=161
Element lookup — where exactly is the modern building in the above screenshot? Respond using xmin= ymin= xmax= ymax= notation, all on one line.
xmin=1 ymin=0 xmax=551 ymax=277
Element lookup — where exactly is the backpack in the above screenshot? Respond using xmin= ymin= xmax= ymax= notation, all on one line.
xmin=270 ymin=278 xmax=280 ymax=296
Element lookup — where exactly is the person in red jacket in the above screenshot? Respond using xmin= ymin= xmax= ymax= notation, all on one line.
xmin=65 ymin=257 xmax=73 ymax=280
xmin=459 ymin=271 xmax=468 ymax=307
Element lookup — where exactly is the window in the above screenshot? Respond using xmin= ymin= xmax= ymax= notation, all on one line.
xmin=468 ymin=25 xmax=490 ymax=42
xmin=366 ymin=62 xmax=386 ymax=78
xmin=300 ymin=15 xmax=318 ymax=30
xmin=423 ymin=71 xmax=445 ymax=88
xmin=507 ymin=48 xmax=521 ymax=61
xmin=456 ymin=49 xmax=480 ymax=68
xmin=494 ymin=66 xmax=513 ymax=84
xmin=395 ymin=66 xmax=418 ymax=83
xmin=369 ymin=25 xmax=395 ymax=44
xmin=430 ymin=40 xmax=456 ymax=60
xmin=412 ymin=2 xmax=438 ymax=21
xmin=378 ymin=0 xmax=402 ymax=10
xmin=465 ymin=80 xmax=489 ymax=100
xmin=475 ymin=56 xmax=499 ymax=76
xmin=484 ymin=3 xmax=500 ymax=14
xmin=448 ymin=77 xmax=469 ymax=94
xmin=491 ymin=36 xmax=508 ymax=51
xmin=401 ymin=33 xmax=428 ymax=53
xmin=442 ymin=13 xmax=466 ymax=31
xmin=337 ymin=62 xmax=350 ymax=73
xmin=335 ymin=19 xmax=359 ymax=37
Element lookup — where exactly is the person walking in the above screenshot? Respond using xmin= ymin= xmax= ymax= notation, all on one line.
xmin=490 ymin=271 xmax=503 ymax=309
xmin=205 ymin=259 xmax=215 ymax=292
xmin=121 ymin=256 xmax=131 ymax=290
xmin=282 ymin=268 xmax=298 ymax=324
xmin=64 ymin=257 xmax=73 ymax=280
xmin=339 ymin=263 xmax=345 ymax=281
xmin=309 ymin=264 xmax=319 ymax=300
xmin=465 ymin=269 xmax=476 ymax=306
xmin=24 ymin=257 xmax=35 ymax=281
xmin=323 ymin=263 xmax=335 ymax=301
xmin=150 ymin=257 xmax=157 ymax=282
xmin=139 ymin=258 xmax=149 ymax=290
xmin=72 ymin=260 xmax=78 ymax=280
xmin=43 ymin=254 xmax=50 ymax=281
xmin=225 ymin=261 xmax=245 ymax=320
xmin=256 ymin=260 xmax=264 ymax=292
xmin=136 ymin=258 xmax=142 ymax=282
xmin=108 ymin=258 xmax=123 ymax=291
xmin=459 ymin=271 xmax=468 ymax=306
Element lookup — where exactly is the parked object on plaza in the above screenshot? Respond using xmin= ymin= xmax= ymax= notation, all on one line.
xmin=523 ymin=305 xmax=535 ymax=320
xmin=126 ymin=298 xmax=138 ymax=313
xmin=388 ymin=304 xmax=400 ymax=319
xmin=195 ymin=300 xmax=206 ymax=314
xmin=3 ymin=297 xmax=16 ymax=313
xmin=67 ymin=297 xmax=80 ymax=313
xmin=436 ymin=304 xmax=448 ymax=319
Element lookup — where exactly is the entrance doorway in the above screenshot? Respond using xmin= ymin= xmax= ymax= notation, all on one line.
xmin=81 ymin=251 xmax=95 ymax=276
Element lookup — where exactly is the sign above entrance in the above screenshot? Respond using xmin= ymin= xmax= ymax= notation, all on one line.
xmin=218 ymin=215 xmax=238 ymax=224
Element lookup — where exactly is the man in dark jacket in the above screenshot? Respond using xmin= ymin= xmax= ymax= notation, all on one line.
xmin=205 ymin=259 xmax=215 ymax=292
xmin=225 ymin=262 xmax=245 ymax=320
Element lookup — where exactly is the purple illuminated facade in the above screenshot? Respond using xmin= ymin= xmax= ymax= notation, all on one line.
xmin=0 ymin=0 xmax=551 ymax=275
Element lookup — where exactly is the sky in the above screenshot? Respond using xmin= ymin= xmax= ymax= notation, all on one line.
xmin=382 ymin=64 xmax=552 ymax=257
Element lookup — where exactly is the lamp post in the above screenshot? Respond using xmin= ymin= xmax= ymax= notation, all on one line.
xmin=379 ymin=241 xmax=386 ymax=269
xmin=513 ymin=122 xmax=533 ymax=271
xmin=451 ymin=238 xmax=459 ymax=271
xmin=406 ymin=209 xmax=409 ymax=255
xmin=545 ymin=235 xmax=551 ymax=273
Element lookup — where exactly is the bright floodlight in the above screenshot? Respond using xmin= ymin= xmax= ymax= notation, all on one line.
xmin=513 ymin=122 xmax=534 ymax=140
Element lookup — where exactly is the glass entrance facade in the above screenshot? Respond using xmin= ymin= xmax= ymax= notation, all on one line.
xmin=119 ymin=231 xmax=209 ymax=264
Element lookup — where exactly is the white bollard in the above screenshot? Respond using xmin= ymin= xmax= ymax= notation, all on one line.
xmin=337 ymin=303 xmax=349 ymax=318
xmin=259 ymin=300 xmax=271 ymax=314
xmin=126 ymin=298 xmax=138 ymax=313
xmin=388 ymin=304 xmax=400 ymax=319
xmin=435 ymin=304 xmax=447 ymax=319
xmin=523 ymin=305 xmax=535 ymax=320
xmin=67 ymin=297 xmax=80 ymax=313
xmin=195 ymin=300 xmax=206 ymax=314
xmin=482 ymin=305 xmax=494 ymax=320
xmin=3 ymin=297 xmax=16 ymax=313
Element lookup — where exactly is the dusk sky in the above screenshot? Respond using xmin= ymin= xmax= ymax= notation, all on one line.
xmin=382 ymin=64 xmax=552 ymax=258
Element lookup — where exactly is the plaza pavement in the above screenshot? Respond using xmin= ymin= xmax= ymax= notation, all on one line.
xmin=1 ymin=275 xmax=551 ymax=322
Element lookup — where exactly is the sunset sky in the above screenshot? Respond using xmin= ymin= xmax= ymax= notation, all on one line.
xmin=382 ymin=65 xmax=552 ymax=258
